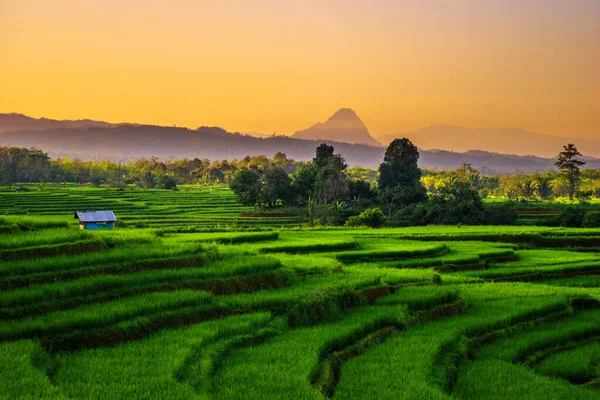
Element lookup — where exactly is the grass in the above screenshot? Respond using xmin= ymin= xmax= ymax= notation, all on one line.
xmin=211 ymin=305 xmax=406 ymax=400
xmin=534 ymin=341 xmax=600 ymax=384
xmin=51 ymin=313 xmax=273 ymax=399
xmin=0 ymin=255 xmax=284 ymax=318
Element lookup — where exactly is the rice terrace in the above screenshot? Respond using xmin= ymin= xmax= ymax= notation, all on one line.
xmin=3 ymin=179 xmax=600 ymax=399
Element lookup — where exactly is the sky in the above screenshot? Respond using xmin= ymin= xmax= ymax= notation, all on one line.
xmin=0 ymin=0 xmax=598 ymax=139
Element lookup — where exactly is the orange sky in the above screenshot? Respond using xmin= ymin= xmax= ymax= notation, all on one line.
xmin=0 ymin=0 xmax=598 ymax=138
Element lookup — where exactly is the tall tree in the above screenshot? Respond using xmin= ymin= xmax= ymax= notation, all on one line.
xmin=313 ymin=143 xmax=347 ymax=171
xmin=377 ymin=138 xmax=427 ymax=215
xmin=311 ymin=144 xmax=348 ymax=207
xmin=555 ymin=144 xmax=586 ymax=201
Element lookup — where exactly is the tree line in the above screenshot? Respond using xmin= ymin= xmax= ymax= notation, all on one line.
xmin=0 ymin=147 xmax=300 ymax=189
xmin=1 ymin=142 xmax=594 ymax=226
xmin=228 ymin=141 xmax=592 ymax=227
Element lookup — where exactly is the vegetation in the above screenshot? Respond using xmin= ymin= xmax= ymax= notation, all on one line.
xmin=2 ymin=141 xmax=600 ymax=398
xmin=377 ymin=138 xmax=427 ymax=216
xmin=345 ymin=208 xmax=386 ymax=228
xmin=0 ymin=185 xmax=599 ymax=398
xmin=555 ymin=144 xmax=586 ymax=201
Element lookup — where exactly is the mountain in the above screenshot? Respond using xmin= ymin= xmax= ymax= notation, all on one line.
xmin=375 ymin=125 xmax=600 ymax=158
xmin=0 ymin=122 xmax=385 ymax=166
xmin=2 ymin=122 xmax=600 ymax=174
xmin=292 ymin=108 xmax=381 ymax=147
xmin=0 ymin=113 xmax=117 ymax=133
xmin=2 ymin=113 xmax=599 ymax=173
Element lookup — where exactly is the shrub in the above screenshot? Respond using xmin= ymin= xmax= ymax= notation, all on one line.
xmin=575 ymin=190 xmax=594 ymax=203
xmin=553 ymin=206 xmax=587 ymax=228
xmin=411 ymin=182 xmax=485 ymax=226
xmin=158 ymin=175 xmax=177 ymax=190
xmin=483 ymin=202 xmax=518 ymax=225
xmin=582 ymin=211 xmax=600 ymax=228
xmin=288 ymin=287 xmax=364 ymax=327
xmin=344 ymin=208 xmax=386 ymax=228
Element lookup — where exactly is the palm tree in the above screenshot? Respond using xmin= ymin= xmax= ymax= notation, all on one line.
xmin=536 ymin=177 xmax=553 ymax=200
xmin=516 ymin=178 xmax=537 ymax=199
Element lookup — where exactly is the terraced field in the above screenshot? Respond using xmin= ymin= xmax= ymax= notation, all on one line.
xmin=0 ymin=187 xmax=306 ymax=229
xmin=4 ymin=189 xmax=600 ymax=398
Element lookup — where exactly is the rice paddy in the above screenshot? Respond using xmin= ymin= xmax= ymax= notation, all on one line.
xmin=3 ymin=186 xmax=600 ymax=399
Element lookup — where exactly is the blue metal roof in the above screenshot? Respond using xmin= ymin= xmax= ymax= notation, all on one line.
xmin=74 ymin=211 xmax=117 ymax=223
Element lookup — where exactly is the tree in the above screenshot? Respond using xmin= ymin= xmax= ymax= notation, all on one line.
xmin=291 ymin=144 xmax=350 ymax=225
xmin=139 ymin=171 xmax=157 ymax=188
xmin=555 ymin=144 xmax=586 ymax=200
xmin=456 ymin=163 xmax=481 ymax=190
xmin=516 ymin=178 xmax=537 ymax=200
xmin=377 ymin=138 xmax=427 ymax=215
xmin=230 ymin=169 xmax=261 ymax=206
xmin=313 ymin=143 xmax=347 ymax=171
xmin=292 ymin=163 xmax=319 ymax=205
xmin=273 ymin=152 xmax=288 ymax=165
xmin=313 ymin=144 xmax=336 ymax=167
xmin=248 ymin=155 xmax=269 ymax=170
xmin=348 ymin=179 xmax=376 ymax=209
xmin=157 ymin=174 xmax=177 ymax=190
xmin=412 ymin=180 xmax=485 ymax=225
xmin=262 ymin=167 xmax=293 ymax=208
xmin=309 ymin=144 xmax=349 ymax=208
xmin=536 ymin=176 xmax=553 ymax=200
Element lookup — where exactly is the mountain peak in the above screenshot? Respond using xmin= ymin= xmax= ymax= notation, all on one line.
xmin=328 ymin=108 xmax=359 ymax=121
xmin=291 ymin=108 xmax=381 ymax=147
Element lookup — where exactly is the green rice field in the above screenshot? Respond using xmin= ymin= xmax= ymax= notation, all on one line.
xmin=4 ymin=187 xmax=600 ymax=399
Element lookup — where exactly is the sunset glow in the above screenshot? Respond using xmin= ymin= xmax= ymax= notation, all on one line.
xmin=1 ymin=0 xmax=598 ymax=138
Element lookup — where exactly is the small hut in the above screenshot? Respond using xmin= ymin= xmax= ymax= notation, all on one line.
xmin=74 ymin=211 xmax=117 ymax=230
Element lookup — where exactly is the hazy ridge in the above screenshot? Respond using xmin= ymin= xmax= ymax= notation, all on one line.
xmin=1 ymin=112 xmax=598 ymax=174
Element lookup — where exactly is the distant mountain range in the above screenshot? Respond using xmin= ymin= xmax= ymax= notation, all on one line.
xmin=375 ymin=125 xmax=600 ymax=158
xmin=0 ymin=113 xmax=124 ymax=133
xmin=1 ymin=112 xmax=599 ymax=174
xmin=292 ymin=108 xmax=381 ymax=147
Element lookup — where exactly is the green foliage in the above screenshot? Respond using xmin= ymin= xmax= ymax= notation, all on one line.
xmin=377 ymin=138 xmax=427 ymax=214
xmin=582 ymin=211 xmax=600 ymax=228
xmin=262 ymin=166 xmax=293 ymax=208
xmin=157 ymin=174 xmax=177 ymax=190
xmin=412 ymin=181 xmax=485 ymax=225
xmin=483 ymin=202 xmax=519 ymax=225
xmin=230 ymin=169 xmax=261 ymax=206
xmin=576 ymin=189 xmax=594 ymax=203
xmin=345 ymin=208 xmax=387 ymax=228
xmin=348 ymin=178 xmax=376 ymax=208
xmin=555 ymin=143 xmax=586 ymax=201
xmin=311 ymin=147 xmax=349 ymax=207
xmin=536 ymin=176 xmax=554 ymax=200
xmin=516 ymin=178 xmax=537 ymax=199
xmin=0 ymin=146 xmax=52 ymax=184
xmin=545 ymin=206 xmax=587 ymax=227
xmin=291 ymin=163 xmax=318 ymax=205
